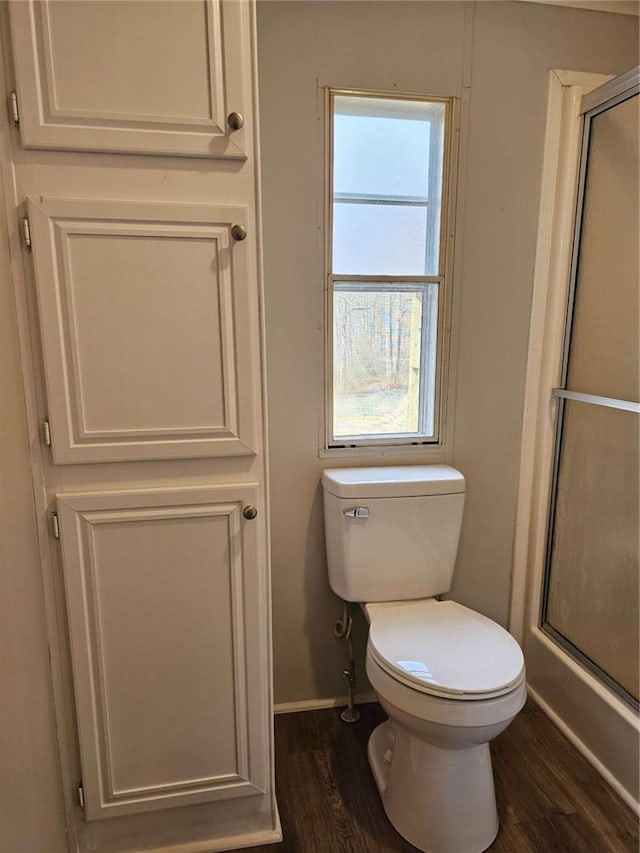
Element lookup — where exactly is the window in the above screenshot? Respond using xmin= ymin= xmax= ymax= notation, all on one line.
xmin=326 ymin=90 xmax=452 ymax=448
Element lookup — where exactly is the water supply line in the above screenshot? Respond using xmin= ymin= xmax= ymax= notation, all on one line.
xmin=334 ymin=600 xmax=360 ymax=723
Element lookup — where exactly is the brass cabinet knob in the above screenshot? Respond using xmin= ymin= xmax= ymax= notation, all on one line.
xmin=242 ymin=505 xmax=258 ymax=520
xmin=228 ymin=111 xmax=245 ymax=131
xmin=231 ymin=224 xmax=247 ymax=242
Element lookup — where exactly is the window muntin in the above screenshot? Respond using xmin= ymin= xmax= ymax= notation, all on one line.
xmin=327 ymin=91 xmax=451 ymax=447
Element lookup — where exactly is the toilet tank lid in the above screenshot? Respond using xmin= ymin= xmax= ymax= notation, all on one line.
xmin=321 ymin=465 xmax=465 ymax=499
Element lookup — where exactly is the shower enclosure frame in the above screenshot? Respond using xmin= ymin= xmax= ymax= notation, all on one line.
xmin=540 ymin=71 xmax=640 ymax=711
xmin=510 ymin=67 xmax=640 ymax=815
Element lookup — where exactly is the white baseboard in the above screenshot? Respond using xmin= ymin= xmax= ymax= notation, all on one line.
xmin=158 ymin=825 xmax=282 ymax=853
xmin=528 ymin=686 xmax=639 ymax=815
xmin=274 ymin=694 xmax=378 ymax=715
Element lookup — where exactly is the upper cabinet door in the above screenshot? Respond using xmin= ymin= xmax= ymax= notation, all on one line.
xmin=28 ymin=196 xmax=258 ymax=463
xmin=9 ymin=0 xmax=248 ymax=159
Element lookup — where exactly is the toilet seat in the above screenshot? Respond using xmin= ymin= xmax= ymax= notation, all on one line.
xmin=366 ymin=599 xmax=525 ymax=701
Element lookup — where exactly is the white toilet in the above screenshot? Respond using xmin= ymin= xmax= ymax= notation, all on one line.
xmin=322 ymin=465 xmax=526 ymax=853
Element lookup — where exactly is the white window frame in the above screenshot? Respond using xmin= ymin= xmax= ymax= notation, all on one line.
xmin=323 ymin=88 xmax=457 ymax=452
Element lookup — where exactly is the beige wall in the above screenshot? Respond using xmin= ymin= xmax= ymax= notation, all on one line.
xmin=257 ymin=0 xmax=639 ymax=704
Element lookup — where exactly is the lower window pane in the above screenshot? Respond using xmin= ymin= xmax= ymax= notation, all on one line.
xmin=332 ymin=284 xmax=438 ymax=439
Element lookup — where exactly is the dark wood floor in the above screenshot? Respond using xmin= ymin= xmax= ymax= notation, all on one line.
xmin=241 ymin=701 xmax=638 ymax=853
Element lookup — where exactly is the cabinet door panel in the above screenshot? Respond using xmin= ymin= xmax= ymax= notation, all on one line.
xmin=28 ymin=197 xmax=257 ymax=462
xmin=56 ymin=485 xmax=263 ymax=820
xmin=9 ymin=0 xmax=247 ymax=158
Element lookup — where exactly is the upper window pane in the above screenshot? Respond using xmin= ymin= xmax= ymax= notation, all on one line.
xmin=331 ymin=95 xmax=445 ymax=276
xmin=333 ymin=202 xmax=428 ymax=276
xmin=333 ymin=98 xmax=431 ymax=198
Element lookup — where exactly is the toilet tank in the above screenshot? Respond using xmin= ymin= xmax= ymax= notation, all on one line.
xmin=322 ymin=466 xmax=465 ymax=603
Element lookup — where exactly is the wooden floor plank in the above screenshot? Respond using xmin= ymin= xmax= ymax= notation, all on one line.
xmin=237 ymin=701 xmax=638 ymax=853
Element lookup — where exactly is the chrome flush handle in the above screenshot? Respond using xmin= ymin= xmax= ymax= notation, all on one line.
xmin=343 ymin=507 xmax=369 ymax=518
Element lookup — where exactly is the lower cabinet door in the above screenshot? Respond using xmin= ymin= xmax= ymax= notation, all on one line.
xmin=56 ymin=484 xmax=264 ymax=820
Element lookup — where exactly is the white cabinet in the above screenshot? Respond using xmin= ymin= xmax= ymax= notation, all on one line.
xmin=4 ymin=1 xmax=278 ymax=850
xmin=28 ymin=197 xmax=257 ymax=462
xmin=9 ymin=0 xmax=248 ymax=158
xmin=56 ymin=485 xmax=265 ymax=820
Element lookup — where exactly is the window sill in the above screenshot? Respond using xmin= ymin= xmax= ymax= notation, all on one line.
xmin=318 ymin=442 xmax=447 ymax=461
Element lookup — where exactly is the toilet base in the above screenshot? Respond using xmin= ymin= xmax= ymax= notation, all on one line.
xmin=368 ymin=720 xmax=499 ymax=853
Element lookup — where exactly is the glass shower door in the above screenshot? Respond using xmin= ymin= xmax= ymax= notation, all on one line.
xmin=542 ymin=78 xmax=639 ymax=708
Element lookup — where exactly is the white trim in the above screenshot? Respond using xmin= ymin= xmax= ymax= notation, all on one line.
xmin=553 ymin=69 xmax=617 ymax=88
xmin=248 ymin=0 xmax=280 ymax=834
xmin=154 ymin=822 xmax=283 ymax=853
xmin=517 ymin=0 xmax=640 ymax=16
xmin=529 ymin=686 xmax=639 ymax=815
xmin=444 ymin=0 xmax=475 ymax=467
xmin=0 ymin=9 xmax=80 ymax=848
xmin=274 ymin=694 xmax=378 ymax=715
xmin=509 ymin=69 xmax=611 ymax=642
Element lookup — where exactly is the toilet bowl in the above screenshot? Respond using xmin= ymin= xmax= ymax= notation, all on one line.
xmin=363 ymin=599 xmax=526 ymax=853
xmin=321 ymin=465 xmax=527 ymax=853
